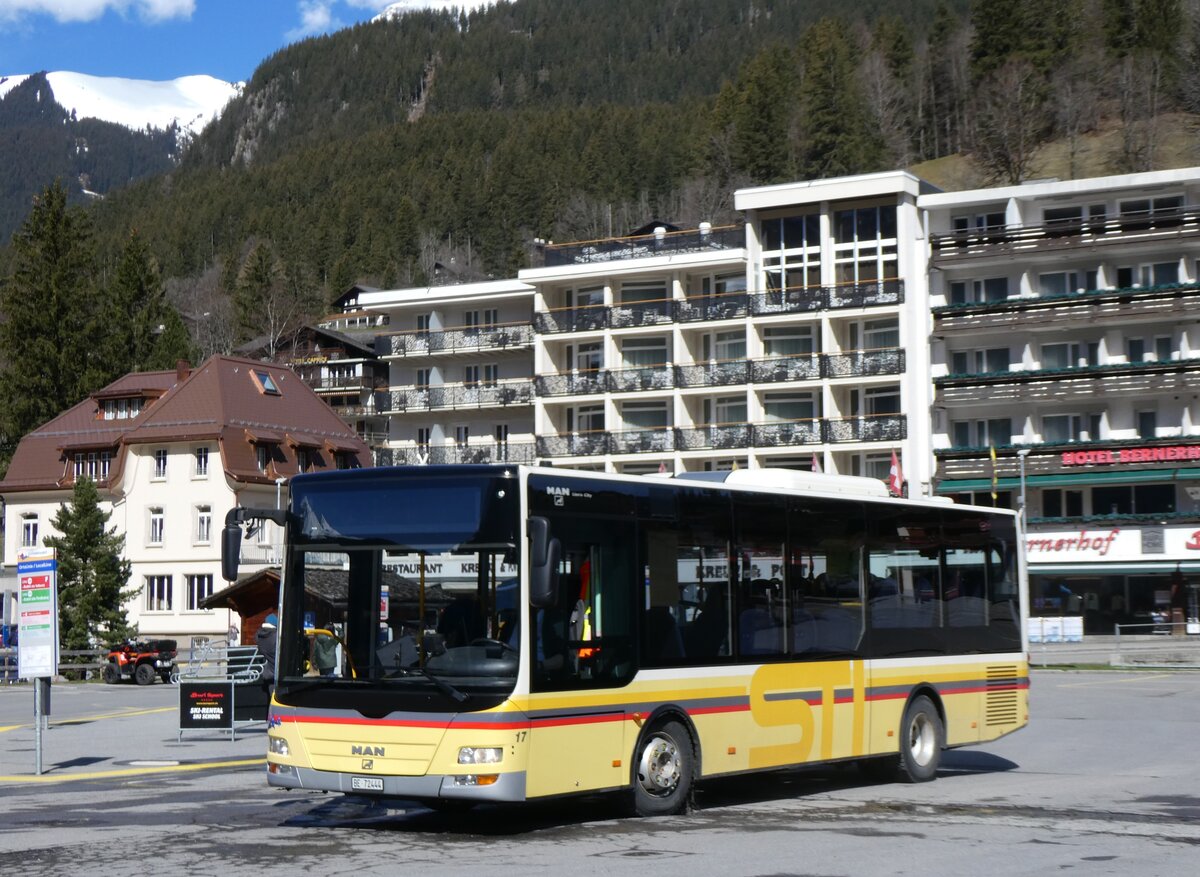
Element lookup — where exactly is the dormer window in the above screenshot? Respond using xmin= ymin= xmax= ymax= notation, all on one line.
xmin=101 ymin=397 xmax=143 ymax=420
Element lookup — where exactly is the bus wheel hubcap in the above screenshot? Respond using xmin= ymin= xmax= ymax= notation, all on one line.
xmin=638 ymin=735 xmax=680 ymax=795
xmin=909 ymin=713 xmax=935 ymax=766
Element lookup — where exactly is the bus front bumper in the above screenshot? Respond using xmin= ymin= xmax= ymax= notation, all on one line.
xmin=267 ymin=762 xmax=527 ymax=802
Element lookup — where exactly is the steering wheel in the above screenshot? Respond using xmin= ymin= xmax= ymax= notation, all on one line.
xmin=471 ymin=637 xmax=518 ymax=655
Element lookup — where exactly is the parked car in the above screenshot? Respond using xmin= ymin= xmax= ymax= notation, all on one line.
xmin=102 ymin=639 xmax=177 ymax=685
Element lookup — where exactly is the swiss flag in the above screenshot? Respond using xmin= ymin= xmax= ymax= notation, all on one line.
xmin=888 ymin=449 xmax=904 ymax=496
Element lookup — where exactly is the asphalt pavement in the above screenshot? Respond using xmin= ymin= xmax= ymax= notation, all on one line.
xmin=0 ymin=678 xmax=265 ymax=784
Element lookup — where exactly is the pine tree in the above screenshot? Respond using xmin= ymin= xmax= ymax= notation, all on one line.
xmin=0 ymin=181 xmax=98 ymax=471
xmin=45 ymin=477 xmax=136 ymax=650
xmin=797 ymin=19 xmax=887 ymax=180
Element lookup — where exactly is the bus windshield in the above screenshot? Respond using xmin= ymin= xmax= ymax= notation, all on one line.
xmin=276 ymin=468 xmax=521 ymax=710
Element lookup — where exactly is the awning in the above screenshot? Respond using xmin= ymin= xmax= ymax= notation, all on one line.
xmin=1030 ymin=561 xmax=1200 ymax=576
xmin=323 ymin=437 xmax=361 ymax=454
xmin=937 ymin=468 xmax=1192 ymax=493
xmin=285 ymin=432 xmax=322 ymax=449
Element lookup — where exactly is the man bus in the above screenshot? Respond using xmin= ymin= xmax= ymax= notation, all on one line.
xmin=223 ymin=464 xmax=1027 ymax=816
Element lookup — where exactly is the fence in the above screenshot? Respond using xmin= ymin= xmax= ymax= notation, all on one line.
xmin=0 ymin=647 xmax=106 ymax=681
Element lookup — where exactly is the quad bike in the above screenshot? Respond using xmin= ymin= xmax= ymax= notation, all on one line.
xmin=101 ymin=639 xmax=178 ymax=685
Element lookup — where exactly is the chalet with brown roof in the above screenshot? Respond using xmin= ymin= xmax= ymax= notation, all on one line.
xmin=0 ymin=355 xmax=371 ymax=646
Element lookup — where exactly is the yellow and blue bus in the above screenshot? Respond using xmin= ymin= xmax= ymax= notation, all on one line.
xmin=222 ymin=464 xmax=1028 ymax=816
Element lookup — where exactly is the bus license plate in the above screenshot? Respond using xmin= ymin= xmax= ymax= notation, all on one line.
xmin=351 ymin=776 xmax=383 ymax=792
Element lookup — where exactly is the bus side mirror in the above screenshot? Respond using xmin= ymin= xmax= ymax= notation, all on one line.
xmin=528 ymin=516 xmax=560 ymax=608
xmin=221 ymin=520 xmax=243 ymax=583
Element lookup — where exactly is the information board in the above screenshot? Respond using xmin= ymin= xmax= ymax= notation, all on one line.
xmin=179 ymin=681 xmax=235 ymax=731
xmin=17 ymin=549 xmax=58 ymax=679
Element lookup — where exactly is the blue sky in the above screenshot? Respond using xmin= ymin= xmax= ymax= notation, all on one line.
xmin=0 ymin=1 xmax=485 ymax=83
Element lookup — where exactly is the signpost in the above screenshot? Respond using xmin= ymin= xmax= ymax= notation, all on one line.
xmin=17 ymin=548 xmax=58 ymax=776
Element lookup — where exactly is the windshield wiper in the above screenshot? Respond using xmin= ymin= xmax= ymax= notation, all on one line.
xmin=392 ymin=665 xmax=468 ymax=703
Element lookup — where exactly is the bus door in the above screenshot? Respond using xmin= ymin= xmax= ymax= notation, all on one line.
xmin=527 ymin=513 xmax=637 ymax=798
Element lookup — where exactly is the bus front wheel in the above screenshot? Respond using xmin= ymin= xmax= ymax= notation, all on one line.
xmin=632 ymin=720 xmax=694 ymax=817
xmin=897 ymin=695 xmax=942 ymax=783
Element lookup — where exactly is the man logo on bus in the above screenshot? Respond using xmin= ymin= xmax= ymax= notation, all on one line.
xmin=352 ymin=745 xmax=385 ymax=757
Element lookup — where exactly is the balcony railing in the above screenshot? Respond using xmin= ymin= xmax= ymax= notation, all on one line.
xmin=675 ymin=424 xmax=752 ymax=451
xmin=381 ymin=441 xmax=537 ymax=466
xmin=606 ymin=365 xmax=674 ymax=392
xmin=534 ymin=280 xmax=904 ymax=334
xmin=750 ymin=354 xmax=822 ymax=384
xmin=824 ymin=414 xmax=907 ymax=443
xmin=389 ymin=379 xmax=534 ymax=412
xmin=386 ymin=324 xmax=534 ymax=357
xmin=535 ymin=415 xmax=907 ymax=457
xmin=542 ymin=224 xmax=744 ymax=266
xmin=752 ymin=419 xmax=824 ymax=447
xmin=934 ymin=359 xmax=1200 ymax=405
xmin=609 ymin=300 xmax=674 ymax=329
xmin=534 ymin=371 xmax=607 ymax=397
xmin=930 ymin=205 xmax=1200 ymax=262
xmin=610 ymin=427 xmax=675 ymax=454
xmin=675 ymin=291 xmax=750 ymax=323
xmin=537 ymin=349 xmax=901 ymax=396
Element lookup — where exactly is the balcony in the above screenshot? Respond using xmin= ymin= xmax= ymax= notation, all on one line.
xmin=609 ymin=299 xmax=674 ymax=329
xmin=541 ymin=224 xmax=744 ymax=267
xmin=381 ymin=441 xmax=537 ymax=466
xmin=933 ymin=282 xmax=1200 ymax=334
xmin=535 ymin=415 xmax=906 ymax=458
xmin=533 ymin=280 xmax=904 ymax=334
xmin=675 ymin=423 xmax=752 ymax=451
xmin=307 ymin=375 xmax=375 ymax=392
xmin=750 ymin=419 xmax=823 ymax=447
xmin=606 ymin=365 xmax=674 ymax=393
xmin=825 ymin=414 xmax=907 ymax=443
xmin=536 ymin=432 xmax=611 ymax=457
xmin=675 ymin=360 xmax=750 ymax=388
xmin=750 ymin=354 xmax=822 ymax=384
xmin=935 ymin=360 xmax=1200 ymax=405
xmin=610 ymin=427 xmax=675 ymax=455
xmin=936 ymin=437 xmax=1200 ymax=482
xmin=386 ymin=324 xmax=534 ymax=358
xmin=824 ymin=348 xmax=906 ymax=379
xmin=534 ymin=371 xmax=606 ymax=397
xmin=930 ymin=205 xmax=1200 ymax=264
xmin=676 ymin=291 xmax=750 ymax=323
xmin=389 ymin=379 xmax=535 ymax=413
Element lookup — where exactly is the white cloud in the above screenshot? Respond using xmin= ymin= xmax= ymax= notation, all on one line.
xmin=285 ymin=1 xmax=494 ymax=40
xmin=0 ymin=0 xmax=194 ymax=25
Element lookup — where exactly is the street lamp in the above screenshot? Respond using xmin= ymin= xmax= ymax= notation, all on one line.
xmin=1017 ymin=449 xmax=1031 ymax=530
xmin=275 ymin=476 xmax=287 ymax=510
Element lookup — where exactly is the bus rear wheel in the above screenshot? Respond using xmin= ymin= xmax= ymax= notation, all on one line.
xmin=897 ymin=695 xmax=942 ymax=783
xmin=632 ymin=719 xmax=694 ymax=817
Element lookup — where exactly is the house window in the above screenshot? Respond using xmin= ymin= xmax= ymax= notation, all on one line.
xmin=1041 ymin=341 xmax=1098 ymax=370
xmin=863 ymin=385 xmax=901 ymax=416
xmin=1137 ymin=410 xmax=1158 ymax=439
xmin=148 ymin=508 xmax=164 ymax=545
xmin=705 ymin=395 xmax=748 ymax=426
xmin=1116 ymin=262 xmax=1178 ymax=287
xmin=1043 ymin=413 xmax=1101 ymax=443
xmin=1038 ymin=271 xmax=1097 ymax=296
xmin=415 ymin=368 xmax=431 ymax=390
xmin=568 ymin=404 xmax=605 ymax=433
xmin=621 ymin=401 xmax=670 ymax=429
xmin=950 ymin=348 xmax=1009 ymax=375
xmin=21 ymin=514 xmax=38 ymax=548
xmin=1042 ymin=489 xmax=1084 ymax=518
xmin=455 ymin=426 xmax=469 ymax=448
xmin=256 ymin=445 xmax=270 ymax=473
xmin=482 ymin=364 xmax=499 ymax=386
xmin=153 ymin=449 xmax=168 ymax=479
xmin=416 ymin=428 xmax=432 ymax=452
xmin=763 ymin=392 xmax=815 ymax=422
xmin=195 ymin=505 xmax=212 ymax=544
xmin=621 ymin=336 xmax=669 ymax=367
xmin=949 ymin=277 xmax=1009 ymax=304
xmin=951 ymin=418 xmax=1012 ymax=448
xmin=186 ymin=574 xmax=214 ymax=612
xmin=144 ymin=575 xmax=172 ymax=611
xmin=952 ymin=210 xmax=1005 ymax=233
xmin=763 ymin=325 xmax=816 ymax=356
xmin=571 ymin=342 xmax=603 ymax=372
xmin=850 ymin=318 xmax=899 ymax=351
xmin=194 ymin=447 xmax=209 ymax=477
xmin=705 ymin=330 xmax=746 ymax=362
xmin=833 ymin=204 xmax=898 ymax=286
xmin=464 ymin=365 xmax=480 ymax=387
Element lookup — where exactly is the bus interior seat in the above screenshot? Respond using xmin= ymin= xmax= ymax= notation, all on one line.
xmin=645 ymin=606 xmax=685 ymax=661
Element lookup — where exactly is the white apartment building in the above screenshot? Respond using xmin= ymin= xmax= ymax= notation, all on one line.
xmin=921 ymin=168 xmax=1200 ymax=632
xmin=356 ymin=279 xmax=538 ymax=464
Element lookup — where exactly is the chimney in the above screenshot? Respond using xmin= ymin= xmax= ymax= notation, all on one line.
xmin=176 ymin=360 xmax=191 ymax=382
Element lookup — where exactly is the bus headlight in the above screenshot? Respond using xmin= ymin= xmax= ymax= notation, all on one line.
xmin=457 ymin=746 xmax=503 ymax=765
xmin=268 ymin=736 xmax=290 ymax=756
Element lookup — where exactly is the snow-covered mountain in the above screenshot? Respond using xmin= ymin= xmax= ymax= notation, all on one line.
xmin=0 ymin=71 xmax=239 ymax=135
xmin=373 ymin=1 xmax=496 ymax=23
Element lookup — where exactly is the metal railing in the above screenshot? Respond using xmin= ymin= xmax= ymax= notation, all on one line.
xmin=385 ymin=324 xmax=534 ymax=357
xmin=542 ymin=224 xmax=744 ymax=266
